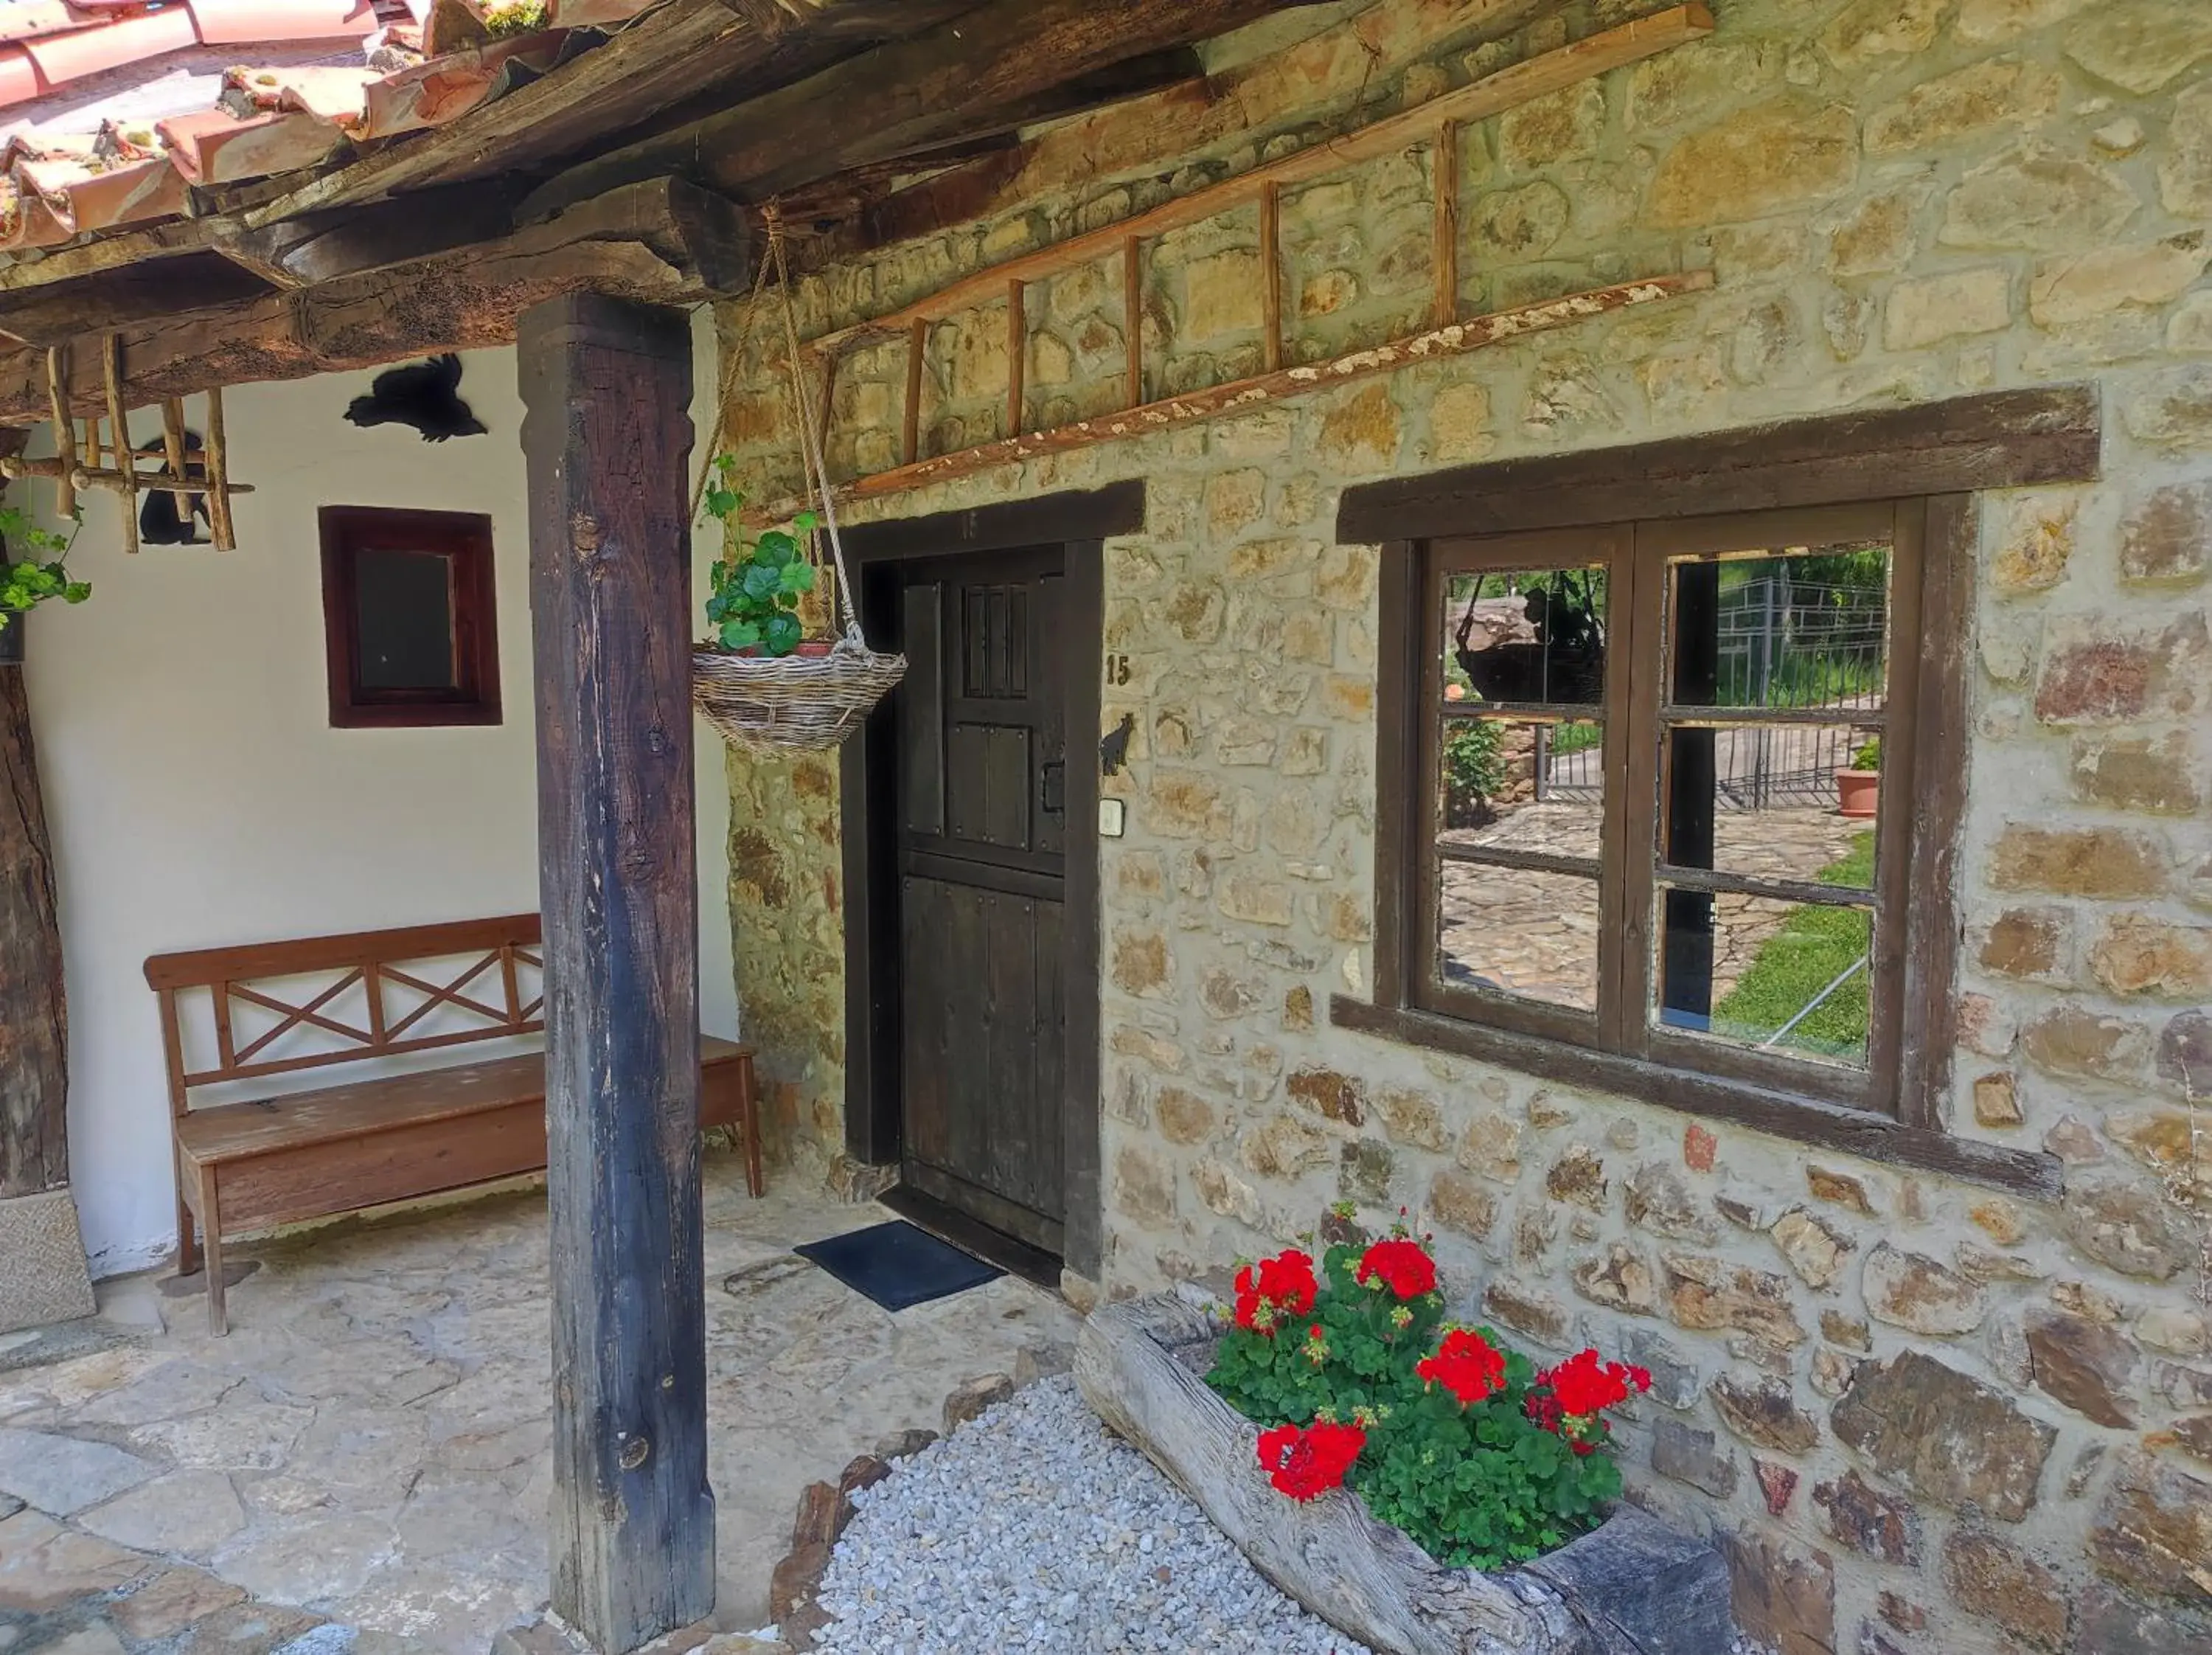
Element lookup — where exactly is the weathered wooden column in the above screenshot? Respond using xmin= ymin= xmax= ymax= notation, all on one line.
xmin=519 ymin=293 xmax=714 ymax=1651
xmin=0 ymin=443 xmax=97 ymax=1336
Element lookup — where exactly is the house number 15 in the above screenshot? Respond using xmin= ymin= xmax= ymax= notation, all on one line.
xmin=1105 ymin=653 xmax=1133 ymax=686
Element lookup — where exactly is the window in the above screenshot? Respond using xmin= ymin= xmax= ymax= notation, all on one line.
xmin=1411 ymin=502 xmax=1918 ymax=1117
xmin=1336 ymin=389 xmax=2101 ymax=1195
xmin=319 ymin=507 xmax=500 ymax=729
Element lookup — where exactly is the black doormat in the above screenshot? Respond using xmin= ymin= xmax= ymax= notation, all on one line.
xmin=796 ymin=1218 xmax=1005 ymax=1312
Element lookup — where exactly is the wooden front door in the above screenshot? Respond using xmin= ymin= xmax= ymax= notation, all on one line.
xmin=891 ymin=547 xmax=1070 ymax=1256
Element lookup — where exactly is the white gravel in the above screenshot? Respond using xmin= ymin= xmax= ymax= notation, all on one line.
xmin=807 ymin=1376 xmax=1376 ymax=1655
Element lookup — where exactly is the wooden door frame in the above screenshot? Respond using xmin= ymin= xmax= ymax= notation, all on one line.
xmin=839 ymin=482 xmax=1142 ymax=1280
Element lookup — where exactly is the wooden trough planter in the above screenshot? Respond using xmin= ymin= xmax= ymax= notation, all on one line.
xmin=1076 ymin=1292 xmax=1735 ymax=1655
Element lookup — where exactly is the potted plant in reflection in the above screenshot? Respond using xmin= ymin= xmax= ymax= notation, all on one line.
xmin=1835 ymin=735 xmax=1880 ymax=820
xmin=0 ymin=505 xmax=88 ymax=668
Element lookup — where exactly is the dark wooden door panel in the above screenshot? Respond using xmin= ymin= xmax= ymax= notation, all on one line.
xmin=891 ymin=544 xmax=1070 ymax=1255
xmin=900 ymin=874 xmax=1067 ymax=1226
xmin=947 ymin=724 xmax=1033 ymax=848
xmin=900 ymin=581 xmax=947 ymax=837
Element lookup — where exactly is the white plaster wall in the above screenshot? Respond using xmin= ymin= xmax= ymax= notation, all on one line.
xmin=24 ymin=313 xmax=738 ymax=1274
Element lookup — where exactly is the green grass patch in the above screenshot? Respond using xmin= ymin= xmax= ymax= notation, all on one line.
xmin=1711 ymin=833 xmax=1874 ymax=1063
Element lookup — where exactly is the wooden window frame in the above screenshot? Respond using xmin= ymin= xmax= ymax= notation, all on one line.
xmin=1409 ymin=501 xmax=1919 ymax=1107
xmin=319 ymin=506 xmax=501 ymax=730
xmin=1333 ymin=387 xmax=2101 ymax=1198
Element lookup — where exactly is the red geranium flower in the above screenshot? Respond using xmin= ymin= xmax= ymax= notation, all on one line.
xmin=1416 ymin=1328 xmax=1506 ymax=1406
xmin=1255 ymin=1419 xmax=1366 ymax=1501
xmin=1540 ymin=1349 xmax=1652 ymax=1418
xmin=1233 ymin=1249 xmax=1318 ymax=1333
xmin=1354 ymin=1238 xmax=1437 ymax=1300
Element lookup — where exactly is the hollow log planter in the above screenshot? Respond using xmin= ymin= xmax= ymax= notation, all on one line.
xmin=1074 ymin=1294 xmax=1734 ymax=1655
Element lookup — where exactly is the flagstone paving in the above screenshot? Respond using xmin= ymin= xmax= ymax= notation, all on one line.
xmin=0 ymin=1161 xmax=1080 ymax=1654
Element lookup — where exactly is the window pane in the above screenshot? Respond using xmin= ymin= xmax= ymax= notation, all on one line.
xmin=1439 ymin=862 xmax=1599 ymax=1011
xmin=1659 ymin=726 xmax=1879 ymax=891
xmin=1655 ymin=886 xmax=1872 ymax=1069
xmin=1667 ymin=543 xmax=1889 ymax=713
xmin=1439 ymin=715 xmax=1604 ymax=858
xmin=1447 ymin=564 xmax=1607 ymax=709
xmin=355 ymin=548 xmax=457 ymax=691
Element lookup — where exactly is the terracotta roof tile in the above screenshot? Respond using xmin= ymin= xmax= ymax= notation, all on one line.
xmin=21 ymin=8 xmax=196 ymax=85
xmin=0 ymin=2 xmax=85 ymax=46
xmin=0 ymin=0 xmax=635 ymax=249
xmin=0 ymin=47 xmax=40 ymax=105
xmin=184 ymin=0 xmax=375 ymax=47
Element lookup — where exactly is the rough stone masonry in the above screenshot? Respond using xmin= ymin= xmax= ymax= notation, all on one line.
xmin=714 ymin=1 xmax=2212 ymax=1651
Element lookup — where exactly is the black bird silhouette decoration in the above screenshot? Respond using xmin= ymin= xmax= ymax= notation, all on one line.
xmin=136 ymin=433 xmax=210 ymax=546
xmin=345 ymin=354 xmax=487 ymax=443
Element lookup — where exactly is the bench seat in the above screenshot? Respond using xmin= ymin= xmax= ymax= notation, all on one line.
xmin=148 ymin=916 xmax=761 ymax=1336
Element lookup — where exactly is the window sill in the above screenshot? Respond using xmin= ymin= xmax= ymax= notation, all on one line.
xmin=1329 ymin=995 xmax=2062 ymax=1200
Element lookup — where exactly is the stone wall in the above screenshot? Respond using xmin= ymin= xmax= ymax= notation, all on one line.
xmin=716 ymin=1 xmax=2212 ymax=1648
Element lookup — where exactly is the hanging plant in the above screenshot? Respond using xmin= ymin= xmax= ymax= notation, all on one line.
xmin=688 ymin=207 xmax=906 ymax=753
xmin=0 ymin=504 xmax=87 ymax=645
xmin=700 ymin=461 xmax=821 ymax=659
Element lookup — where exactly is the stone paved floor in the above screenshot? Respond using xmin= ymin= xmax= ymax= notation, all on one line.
xmin=0 ymin=1162 xmax=1079 ymax=1654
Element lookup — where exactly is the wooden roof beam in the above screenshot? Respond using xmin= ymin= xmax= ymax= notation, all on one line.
xmin=245 ymin=0 xmax=996 ymax=223
xmin=0 ymin=178 xmax=746 ymax=424
xmin=520 ymin=0 xmax=1342 ymax=219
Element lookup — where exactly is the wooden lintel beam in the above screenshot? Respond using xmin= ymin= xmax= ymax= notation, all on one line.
xmin=0 ymin=178 xmax=748 ymax=424
xmin=814 ymin=4 xmax=1713 ymax=353
xmin=771 ymin=273 xmax=1711 ymax=515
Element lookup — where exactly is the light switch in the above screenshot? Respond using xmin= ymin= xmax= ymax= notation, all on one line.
xmin=1099 ymin=798 xmax=1127 ymax=838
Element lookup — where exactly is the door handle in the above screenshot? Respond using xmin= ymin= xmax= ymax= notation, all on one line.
xmin=1040 ymin=760 xmax=1067 ymax=814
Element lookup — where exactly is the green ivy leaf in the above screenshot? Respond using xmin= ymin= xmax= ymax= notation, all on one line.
xmin=779 ymin=561 xmax=816 ymax=596
xmin=717 ymin=619 xmax=762 ymax=650
xmin=704 ymin=488 xmax=740 ymax=521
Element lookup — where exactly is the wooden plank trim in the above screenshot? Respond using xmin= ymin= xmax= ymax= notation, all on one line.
xmin=903 ymin=317 xmax=928 ymax=466
xmin=1330 ymin=995 xmax=2063 ymax=1198
xmin=842 ymin=480 xmax=1146 ymax=562
xmin=810 ymin=4 xmax=1713 ymax=353
xmin=145 ymin=913 xmax=543 ymax=990
xmin=809 ymin=275 xmax=1708 ymax=510
xmin=1899 ymin=493 xmax=1975 ymax=1131
xmin=1433 ymin=119 xmax=1460 ymax=330
xmin=1006 ymin=277 xmax=1026 ymax=437
xmin=1122 ymin=237 xmax=1144 ymax=408
xmin=1259 ymin=182 xmax=1282 ymax=374
xmin=1339 ymin=384 xmax=2104 ymax=541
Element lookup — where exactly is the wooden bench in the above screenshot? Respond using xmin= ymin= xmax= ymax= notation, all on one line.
xmin=145 ymin=914 xmax=760 ymax=1334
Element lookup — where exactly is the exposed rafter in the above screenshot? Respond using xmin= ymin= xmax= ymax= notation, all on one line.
xmin=0 ymin=178 xmax=745 ymax=423
xmin=519 ymin=0 xmax=1344 ymax=218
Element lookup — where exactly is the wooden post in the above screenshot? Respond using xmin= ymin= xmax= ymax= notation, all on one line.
xmin=0 ymin=638 xmax=67 ymax=1207
xmin=161 ymin=399 xmax=190 ymax=516
xmin=1260 ymin=183 xmax=1283 ymax=373
xmin=1433 ymin=120 xmax=1461 ymax=330
xmin=1006 ymin=278 xmax=1026 ymax=440
xmin=518 ymin=293 xmax=714 ymax=1654
xmin=102 ymin=336 xmax=138 ymax=555
xmin=204 ymin=386 xmax=234 ymax=551
xmin=1123 ymin=237 xmax=1144 ymax=407
xmin=903 ymin=316 xmax=927 ymax=467
xmin=44 ymin=347 xmax=74 ymax=518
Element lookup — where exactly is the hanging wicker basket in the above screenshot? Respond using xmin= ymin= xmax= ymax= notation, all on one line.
xmin=692 ymin=632 xmax=906 ymax=754
xmin=691 ymin=205 xmax=905 ymax=755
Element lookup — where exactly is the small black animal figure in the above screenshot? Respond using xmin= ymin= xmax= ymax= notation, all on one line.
xmin=345 ymin=354 xmax=487 ymax=443
xmin=136 ymin=433 xmax=210 ymax=546
xmin=1099 ymin=711 xmax=1136 ymax=777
